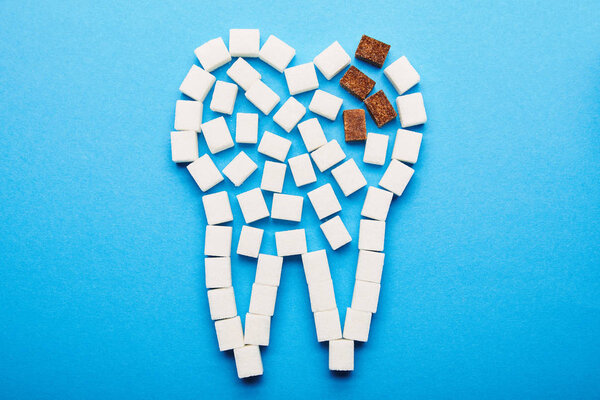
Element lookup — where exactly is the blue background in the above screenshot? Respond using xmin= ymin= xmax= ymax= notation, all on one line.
xmin=1 ymin=0 xmax=599 ymax=398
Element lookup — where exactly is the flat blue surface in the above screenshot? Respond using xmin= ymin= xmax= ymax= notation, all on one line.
xmin=1 ymin=1 xmax=599 ymax=398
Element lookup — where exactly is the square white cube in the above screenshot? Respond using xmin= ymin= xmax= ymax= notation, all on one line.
xmin=257 ymin=131 xmax=292 ymax=162
xmin=170 ymin=131 xmax=198 ymax=163
xmin=205 ymin=225 xmax=233 ymax=256
xmin=396 ymin=92 xmax=427 ymax=128
xmin=275 ymin=229 xmax=307 ymax=256
xmin=194 ymin=37 xmax=232 ymax=72
xmin=361 ymin=186 xmax=393 ymax=221
xmin=249 ymin=283 xmax=278 ymax=316
xmin=343 ymin=307 xmax=371 ymax=342
xmin=288 ymin=153 xmax=317 ymax=187
xmin=384 ymin=56 xmax=420 ymax=95
xmin=245 ymin=80 xmax=280 ymax=115
xmin=236 ymin=188 xmax=269 ymax=224
xmin=229 ymin=29 xmax=260 ymax=58
xmin=329 ymin=339 xmax=354 ymax=371
xmin=207 ymin=287 xmax=237 ymax=320
xmin=205 ymin=257 xmax=232 ymax=288
xmin=179 ymin=65 xmax=216 ymax=102
xmin=210 ymin=80 xmax=238 ymax=115
xmin=174 ymin=100 xmax=203 ymax=132
xmin=236 ymin=225 xmax=264 ymax=258
xmin=222 ymin=151 xmax=257 ymax=187
xmin=244 ymin=313 xmax=271 ymax=346
xmin=331 ymin=159 xmax=367 ymax=196
xmin=307 ymin=183 xmax=341 ymax=220
xmin=351 ymin=280 xmax=381 ymax=313
xmin=258 ymin=35 xmax=295 ymax=72
xmin=226 ymin=58 xmax=261 ymax=91
xmin=215 ymin=316 xmax=244 ymax=351
xmin=187 ymin=154 xmax=224 ymax=192
xmin=320 ymin=215 xmax=351 ymax=250
xmin=358 ymin=219 xmax=385 ymax=252
xmin=260 ymin=161 xmax=286 ymax=193
xmin=379 ymin=159 xmax=414 ymax=196
xmin=308 ymin=279 xmax=337 ymax=312
xmin=201 ymin=116 xmax=234 ymax=154
xmin=255 ymin=253 xmax=284 ymax=287
xmin=309 ymin=90 xmax=343 ymax=121
xmin=233 ymin=345 xmax=263 ymax=378
xmin=355 ymin=250 xmax=385 ymax=284
xmin=363 ymin=132 xmax=389 ymax=165
xmin=392 ymin=129 xmax=422 ymax=164
xmin=301 ymin=249 xmax=332 ymax=285
xmin=310 ymin=140 xmax=346 ymax=172
xmin=202 ymin=191 xmax=233 ymax=225
xmin=284 ymin=62 xmax=319 ymax=95
xmin=235 ymin=113 xmax=259 ymax=144
xmin=314 ymin=308 xmax=342 ymax=342
xmin=297 ymin=118 xmax=327 ymax=152
xmin=271 ymin=193 xmax=303 ymax=222
xmin=313 ymin=41 xmax=351 ymax=80
xmin=273 ymin=97 xmax=306 ymax=133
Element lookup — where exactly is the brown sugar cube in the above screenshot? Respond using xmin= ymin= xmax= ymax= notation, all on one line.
xmin=343 ymin=109 xmax=367 ymax=142
xmin=355 ymin=35 xmax=391 ymax=68
xmin=364 ymin=90 xmax=397 ymax=128
xmin=339 ymin=66 xmax=376 ymax=101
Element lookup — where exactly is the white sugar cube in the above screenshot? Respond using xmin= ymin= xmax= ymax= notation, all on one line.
xmin=236 ymin=225 xmax=264 ymax=258
xmin=229 ymin=29 xmax=260 ymax=58
xmin=245 ymin=80 xmax=280 ymax=115
xmin=226 ymin=58 xmax=261 ymax=91
xmin=314 ymin=308 xmax=342 ymax=342
xmin=356 ymin=250 xmax=385 ymax=284
xmin=205 ymin=257 xmax=232 ymax=288
xmin=244 ymin=313 xmax=271 ymax=346
xmin=284 ymin=62 xmax=319 ymax=95
xmin=311 ymin=140 xmax=346 ymax=172
xmin=308 ymin=90 xmax=343 ymax=121
xmin=307 ymin=183 xmax=341 ymax=220
xmin=170 ymin=131 xmax=198 ymax=163
xmin=258 ymin=35 xmax=295 ymax=72
xmin=288 ymin=153 xmax=317 ymax=187
xmin=273 ymin=97 xmax=306 ymax=133
xmin=384 ymin=56 xmax=420 ymax=95
xmin=187 ymin=154 xmax=224 ymax=192
xmin=260 ymin=161 xmax=286 ymax=193
xmin=313 ymin=41 xmax=351 ymax=80
xmin=363 ymin=132 xmax=389 ymax=165
xmin=235 ymin=113 xmax=259 ymax=144
xmin=308 ymin=279 xmax=336 ymax=312
xmin=233 ymin=345 xmax=263 ymax=379
xmin=179 ymin=65 xmax=216 ymax=102
xmin=202 ymin=191 xmax=233 ymax=225
xmin=257 ymin=131 xmax=292 ymax=162
xmin=255 ymin=253 xmax=284 ymax=287
xmin=249 ymin=283 xmax=278 ymax=316
xmin=297 ymin=118 xmax=327 ymax=152
xmin=361 ymin=186 xmax=393 ymax=221
xmin=396 ymin=92 xmax=427 ymax=128
xmin=236 ymin=188 xmax=269 ymax=224
xmin=358 ymin=219 xmax=385 ymax=252
xmin=331 ymin=159 xmax=367 ymax=196
xmin=275 ymin=229 xmax=307 ymax=256
xmin=207 ymin=287 xmax=237 ymax=320
xmin=343 ymin=307 xmax=371 ymax=342
xmin=201 ymin=116 xmax=234 ymax=154
xmin=271 ymin=193 xmax=303 ymax=222
xmin=210 ymin=80 xmax=238 ymax=115
xmin=320 ymin=216 xmax=351 ymax=250
xmin=205 ymin=225 xmax=233 ymax=256
xmin=222 ymin=151 xmax=257 ymax=187
xmin=194 ymin=37 xmax=232 ymax=72
xmin=392 ymin=129 xmax=422 ymax=164
xmin=379 ymin=159 xmax=414 ymax=196
xmin=215 ymin=316 xmax=244 ymax=351
xmin=301 ymin=249 xmax=332 ymax=285
xmin=174 ymin=100 xmax=203 ymax=132
xmin=351 ymin=280 xmax=381 ymax=313
xmin=329 ymin=339 xmax=354 ymax=371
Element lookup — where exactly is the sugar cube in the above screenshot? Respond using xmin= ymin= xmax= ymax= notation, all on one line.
xmin=174 ymin=100 xmax=202 ymax=132
xmin=343 ymin=307 xmax=371 ymax=342
xmin=201 ymin=116 xmax=234 ymax=154
xmin=351 ymin=280 xmax=381 ymax=313
xmin=260 ymin=161 xmax=286 ymax=193
xmin=358 ymin=219 xmax=385 ymax=252
xmin=205 ymin=257 xmax=232 ymax=288
xmin=257 ymin=131 xmax=292 ymax=162
xmin=329 ymin=339 xmax=354 ymax=371
xmin=361 ymin=186 xmax=393 ymax=221
xmin=331 ymin=159 xmax=367 ymax=196
xmin=308 ymin=279 xmax=337 ymax=312
xmin=259 ymin=35 xmax=295 ymax=72
xmin=313 ymin=41 xmax=351 ymax=80
xmin=236 ymin=225 xmax=264 ymax=258
xmin=249 ymin=283 xmax=278 ymax=316
xmin=340 ymin=66 xmax=375 ymax=101
xmin=202 ymin=191 xmax=233 ymax=225
xmin=364 ymin=90 xmax=397 ymax=128
xmin=271 ymin=193 xmax=303 ymax=222
xmin=255 ymin=253 xmax=284 ymax=287
xmin=307 ymin=183 xmax=341 ymax=220
xmin=396 ymin=92 xmax=427 ymax=127
xmin=275 ymin=229 xmax=307 ymax=256
xmin=301 ymin=249 xmax=332 ymax=285
xmin=314 ymin=308 xmax=342 ymax=342
xmin=194 ymin=37 xmax=232 ymax=72
xmin=226 ymin=58 xmax=261 ymax=91
xmin=210 ymin=80 xmax=238 ymax=115
xmin=215 ymin=316 xmax=244 ymax=351
xmin=245 ymin=80 xmax=280 ymax=115
xmin=297 ymin=118 xmax=327 ymax=152
xmin=205 ymin=225 xmax=233 ymax=256
xmin=392 ymin=129 xmax=422 ymax=164
xmin=222 ymin=151 xmax=257 ymax=187
xmin=363 ymin=132 xmax=389 ymax=165
xmin=179 ymin=65 xmax=216 ymax=102
xmin=187 ymin=154 xmax=224 ymax=192
xmin=308 ymin=89 xmax=343 ymax=121
xmin=244 ymin=313 xmax=271 ymax=346
xmin=311 ymin=140 xmax=346 ymax=172
xmin=229 ymin=29 xmax=260 ymax=58
xmin=288 ymin=153 xmax=317 ymax=187
xmin=236 ymin=188 xmax=269 ymax=224
xmin=343 ymin=109 xmax=367 ymax=142
xmin=284 ymin=62 xmax=319 ymax=95
xmin=170 ymin=131 xmax=198 ymax=163
xmin=355 ymin=250 xmax=385 ymax=284
xmin=235 ymin=112 xmax=259 ymax=144
xmin=320 ymin=215 xmax=351 ymax=250
xmin=207 ymin=287 xmax=237 ymax=320
xmin=233 ymin=345 xmax=263 ymax=379
xmin=384 ymin=56 xmax=420 ymax=95
xmin=355 ymin=35 xmax=390 ymax=68
xmin=379 ymin=159 xmax=414 ymax=196
xmin=273 ymin=97 xmax=306 ymax=133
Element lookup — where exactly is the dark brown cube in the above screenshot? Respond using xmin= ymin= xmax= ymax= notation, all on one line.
xmin=339 ymin=66 xmax=375 ymax=101
xmin=343 ymin=109 xmax=367 ymax=142
xmin=355 ymin=35 xmax=391 ymax=68
xmin=364 ymin=90 xmax=397 ymax=128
